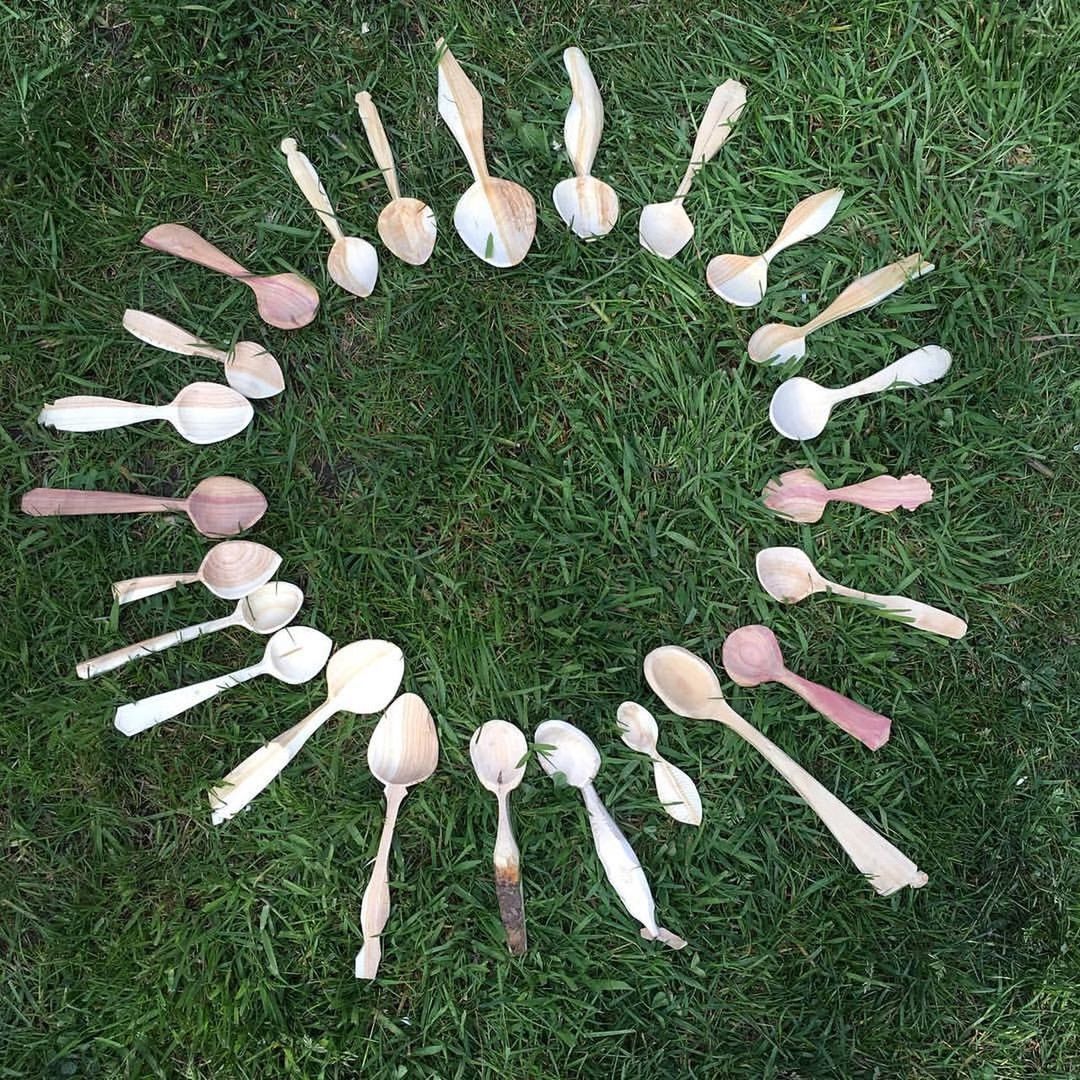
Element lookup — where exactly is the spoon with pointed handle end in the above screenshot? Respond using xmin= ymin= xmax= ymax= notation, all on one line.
xmin=639 ymin=80 xmax=747 ymax=259
xmin=763 ymin=468 xmax=933 ymax=523
xmin=208 ymin=639 xmax=404 ymax=824
xmin=469 ymin=720 xmax=529 ymax=955
xmin=141 ymin=224 xmax=318 ymax=330
xmin=707 ymin=188 xmax=843 ymax=306
xmin=644 ymin=646 xmax=928 ymax=895
xmin=113 ymin=626 xmax=332 ymax=737
xmin=616 ymin=702 xmax=702 ymax=826
xmin=78 ymin=581 xmax=303 ymax=680
xmin=535 ymin=720 xmax=687 ymax=949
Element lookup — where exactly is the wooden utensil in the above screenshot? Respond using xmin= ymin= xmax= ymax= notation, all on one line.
xmin=354 ymin=92 xmax=437 ymax=265
xmin=21 ymin=476 xmax=267 ymax=538
xmin=78 ymin=581 xmax=303 ymax=680
xmin=763 ymin=468 xmax=933 ymax=523
xmin=706 ymin=188 xmax=843 ymax=306
xmin=113 ymin=626 xmax=332 ymax=736
xmin=747 ymin=252 xmax=934 ymax=364
xmin=644 ymin=646 xmax=928 ymax=895
xmin=722 ymin=625 xmax=892 ymax=750
xmin=638 ymin=80 xmax=747 ymax=259
xmin=769 ymin=345 xmax=952 ymax=441
xmin=208 ymin=639 xmax=404 ymax=823
xmin=141 ymin=223 xmax=319 ymax=330
xmin=123 ymin=309 xmax=284 ymax=400
xmin=755 ymin=546 xmax=968 ymax=639
xmin=552 ymin=47 xmax=618 ymax=240
xmin=436 ymin=39 xmax=537 ymax=267
xmin=616 ymin=702 xmax=702 ymax=826
xmin=534 ymin=719 xmax=686 ymax=949
xmin=469 ymin=720 xmax=529 ymax=955
xmin=355 ymin=693 xmax=439 ymax=980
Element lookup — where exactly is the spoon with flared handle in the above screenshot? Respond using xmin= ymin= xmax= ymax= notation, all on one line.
xmin=762 ymin=468 xmax=933 ymax=523
xmin=616 ymin=702 xmax=702 ymax=825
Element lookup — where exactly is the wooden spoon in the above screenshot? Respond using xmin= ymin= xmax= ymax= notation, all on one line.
xmin=616 ymin=702 xmax=702 ymax=826
xmin=722 ymin=625 xmax=892 ymax=750
xmin=436 ymin=39 xmax=537 ymax=267
xmin=469 ymin=720 xmax=529 ymax=955
xmin=763 ymin=468 xmax=933 ymax=523
xmin=141 ymin=224 xmax=319 ymax=330
xmin=638 ymin=80 xmax=747 ymax=259
xmin=534 ymin=719 xmax=686 ymax=949
xmin=755 ymin=546 xmax=968 ymax=639
xmin=356 ymin=693 xmax=439 ymax=980
xmin=644 ymin=645 xmax=928 ymax=895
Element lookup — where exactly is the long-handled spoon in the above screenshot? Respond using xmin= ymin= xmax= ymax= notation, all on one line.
xmin=644 ymin=646 xmax=928 ymax=895
xmin=616 ymin=702 xmax=702 ymax=826
xmin=141 ymin=223 xmax=319 ymax=330
xmin=755 ymin=546 xmax=968 ymax=639
xmin=722 ymin=626 xmax=892 ymax=750
xmin=469 ymin=720 xmax=529 ymax=955
xmin=355 ymin=693 xmax=439 ymax=980
xmin=534 ymin=720 xmax=686 ymax=948
xmin=638 ymin=80 xmax=747 ymax=259
xmin=763 ymin=468 xmax=933 ymax=523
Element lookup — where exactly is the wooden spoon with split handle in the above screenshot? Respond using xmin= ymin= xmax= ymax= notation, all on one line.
xmin=763 ymin=468 xmax=933 ymax=523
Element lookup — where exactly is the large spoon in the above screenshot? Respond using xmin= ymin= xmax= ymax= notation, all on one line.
xmin=534 ymin=719 xmax=686 ymax=949
xmin=356 ymin=693 xmax=439 ymax=980
xmin=755 ymin=546 xmax=968 ymax=639
xmin=638 ymin=80 xmax=747 ymax=259
xmin=469 ymin=720 xmax=529 ymax=955
xmin=763 ymin=468 xmax=933 ymax=523
xmin=616 ymin=702 xmax=702 ymax=826
xmin=644 ymin=646 xmax=928 ymax=895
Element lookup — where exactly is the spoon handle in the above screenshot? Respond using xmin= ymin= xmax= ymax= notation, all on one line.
xmin=355 ymin=92 xmax=402 ymax=200
xmin=778 ymin=671 xmax=892 ymax=751
xmin=279 ymin=138 xmax=345 ymax=242
xmin=355 ymin=783 xmax=407 ymax=979
xmin=141 ymin=224 xmax=250 ymax=278
xmin=825 ymin=581 xmax=968 ymax=639
xmin=763 ymin=188 xmax=843 ymax=261
xmin=650 ymin=755 xmax=704 ymax=826
xmin=834 ymin=345 xmax=952 ymax=403
xmin=829 ymin=474 xmax=933 ymax=514
xmin=562 ymin=47 xmax=604 ymax=178
xmin=673 ymin=80 xmax=747 ymax=199
xmin=493 ymin=792 xmax=527 ymax=955
xmin=803 ymin=253 xmax=933 ymax=334
xmin=38 ymin=395 xmax=163 ymax=433
xmin=77 ymin=614 xmax=236 ymax=679
xmin=111 ymin=572 xmax=201 ymax=604
xmin=436 ymin=39 xmax=489 ymax=182
xmin=21 ymin=488 xmax=188 ymax=517
xmin=123 ymin=309 xmax=224 ymax=361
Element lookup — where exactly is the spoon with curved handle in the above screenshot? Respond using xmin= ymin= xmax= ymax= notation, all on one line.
xmin=763 ymin=468 xmax=933 ymax=523
xmin=616 ymin=702 xmax=702 ymax=825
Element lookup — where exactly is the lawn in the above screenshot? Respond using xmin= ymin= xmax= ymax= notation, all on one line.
xmin=2 ymin=1 xmax=1078 ymax=1076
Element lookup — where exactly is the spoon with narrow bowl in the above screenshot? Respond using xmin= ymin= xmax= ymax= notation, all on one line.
xmin=616 ymin=702 xmax=702 ymax=826
xmin=763 ymin=468 xmax=933 ymax=523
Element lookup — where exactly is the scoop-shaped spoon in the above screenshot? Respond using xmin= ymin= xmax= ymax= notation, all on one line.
xmin=763 ymin=468 xmax=933 ymax=523
xmin=208 ymin=639 xmax=405 ymax=823
xmin=78 ymin=581 xmax=303 ymax=679
xmin=552 ymin=47 xmax=619 ymax=240
xmin=722 ymin=625 xmax=892 ymax=750
xmin=113 ymin=625 xmax=332 ymax=736
xmin=644 ymin=646 xmax=928 ymax=895
xmin=638 ymin=80 xmax=747 ymax=259
xmin=616 ymin=702 xmax=702 ymax=826
xmin=755 ymin=546 xmax=968 ymax=639
xmin=356 ymin=693 xmax=439 ymax=980
xmin=534 ymin=719 xmax=686 ymax=949
xmin=469 ymin=720 xmax=529 ymax=955
xmin=707 ymin=188 xmax=843 ymax=306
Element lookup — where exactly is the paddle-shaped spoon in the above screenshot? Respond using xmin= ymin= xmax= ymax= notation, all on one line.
xmin=436 ymin=39 xmax=537 ymax=267
xmin=356 ymin=693 xmax=439 ymax=980
xmin=707 ymin=188 xmax=843 ymax=306
xmin=722 ymin=626 xmax=891 ymax=750
xmin=141 ymin=224 xmax=319 ymax=330
xmin=208 ymin=639 xmax=404 ymax=823
xmin=756 ymin=546 xmax=968 ymax=639
xmin=644 ymin=646 xmax=928 ymax=895
xmin=616 ymin=702 xmax=702 ymax=826
xmin=535 ymin=720 xmax=686 ymax=949
xmin=469 ymin=720 xmax=529 ymax=955
xmin=552 ymin=47 xmax=619 ymax=241
xmin=770 ymin=345 xmax=952 ymax=441
xmin=639 ymin=80 xmax=747 ymax=259
xmin=113 ymin=626 xmax=332 ymax=737
xmin=763 ymin=468 xmax=933 ymax=523
xmin=78 ymin=581 xmax=303 ymax=680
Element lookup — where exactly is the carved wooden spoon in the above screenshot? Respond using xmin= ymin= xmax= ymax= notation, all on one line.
xmin=616 ymin=702 xmax=702 ymax=825
xmin=763 ymin=468 xmax=933 ymax=523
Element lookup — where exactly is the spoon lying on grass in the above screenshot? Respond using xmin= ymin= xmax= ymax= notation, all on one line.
xmin=616 ymin=702 xmax=702 ymax=826
xmin=763 ymin=468 xmax=933 ymax=523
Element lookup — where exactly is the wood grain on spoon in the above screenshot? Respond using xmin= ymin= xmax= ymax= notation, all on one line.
xmin=763 ymin=468 xmax=933 ymax=523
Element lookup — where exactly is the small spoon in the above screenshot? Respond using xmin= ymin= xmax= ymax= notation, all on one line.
xmin=469 ymin=720 xmax=529 ymax=955
xmin=534 ymin=719 xmax=686 ymax=949
xmin=141 ymin=224 xmax=319 ymax=331
xmin=722 ymin=626 xmax=891 ymax=750
xmin=356 ymin=693 xmax=439 ymax=980
xmin=78 ymin=581 xmax=303 ymax=680
xmin=354 ymin=92 xmax=437 ymax=266
xmin=616 ymin=702 xmax=702 ymax=826
xmin=755 ymin=546 xmax=968 ymax=639
xmin=706 ymin=188 xmax=843 ymax=306
xmin=639 ymin=80 xmax=747 ymax=259
xmin=763 ymin=468 xmax=933 ymax=523
xmin=113 ymin=626 xmax=332 ymax=736
xmin=770 ymin=345 xmax=951 ymax=441
xmin=552 ymin=47 xmax=619 ymax=241
xmin=747 ymin=252 xmax=934 ymax=364
xmin=644 ymin=646 xmax=928 ymax=895
xmin=123 ymin=309 xmax=284 ymax=399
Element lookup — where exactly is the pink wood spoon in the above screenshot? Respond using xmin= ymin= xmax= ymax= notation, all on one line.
xmin=763 ymin=468 xmax=933 ymax=523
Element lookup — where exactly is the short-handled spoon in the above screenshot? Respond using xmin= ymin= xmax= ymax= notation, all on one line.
xmin=763 ymin=468 xmax=933 ymax=523
xmin=616 ymin=702 xmax=702 ymax=826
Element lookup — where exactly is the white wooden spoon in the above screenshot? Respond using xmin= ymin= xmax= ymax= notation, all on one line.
xmin=616 ymin=702 xmax=702 ymax=826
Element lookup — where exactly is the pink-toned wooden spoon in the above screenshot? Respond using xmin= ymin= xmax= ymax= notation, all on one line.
xmin=722 ymin=625 xmax=891 ymax=750
xmin=763 ymin=468 xmax=933 ymax=523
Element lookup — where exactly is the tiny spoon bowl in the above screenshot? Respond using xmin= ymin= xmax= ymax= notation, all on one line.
xmin=722 ymin=625 xmax=785 ymax=686
xmin=616 ymin=701 xmax=659 ymax=752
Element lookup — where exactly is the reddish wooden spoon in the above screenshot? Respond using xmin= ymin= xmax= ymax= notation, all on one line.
xmin=763 ymin=468 xmax=932 ymax=523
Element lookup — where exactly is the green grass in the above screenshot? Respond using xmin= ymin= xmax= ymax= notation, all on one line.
xmin=3 ymin=1 xmax=1078 ymax=1076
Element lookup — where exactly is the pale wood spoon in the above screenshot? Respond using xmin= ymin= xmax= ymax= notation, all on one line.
xmin=616 ymin=702 xmax=702 ymax=826
xmin=763 ymin=468 xmax=933 ymax=523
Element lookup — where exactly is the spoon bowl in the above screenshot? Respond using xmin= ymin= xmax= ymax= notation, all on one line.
xmin=201 ymin=541 xmax=281 ymax=600
xmin=553 ymin=176 xmax=619 ymax=240
xmin=186 ymin=477 xmax=268 ymax=537
xmin=534 ymin=720 xmax=600 ymax=788
xmin=705 ymin=253 xmax=768 ymax=306
xmin=226 ymin=341 xmax=285 ymax=399
xmin=721 ymin=625 xmax=785 ymax=687
xmin=326 ymin=236 xmax=379 ymax=297
xmin=638 ymin=200 xmax=694 ymax=259
xmin=454 ymin=179 xmax=536 ymax=267
xmin=755 ymin=546 xmax=822 ymax=603
xmin=643 ymin=646 xmax=724 ymax=720
xmin=470 ymin=719 xmax=528 ymax=794
xmin=615 ymin=701 xmax=659 ymax=752
xmin=263 ymin=626 xmax=335 ymax=684
xmin=236 ymin=581 xmax=304 ymax=633
xmin=747 ymin=322 xmax=807 ymax=364
xmin=377 ymin=198 xmax=437 ymax=265
xmin=768 ymin=376 xmax=833 ymax=440
xmin=171 ymin=382 xmax=254 ymax=443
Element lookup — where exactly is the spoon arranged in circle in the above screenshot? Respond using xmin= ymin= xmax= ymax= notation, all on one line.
xmin=616 ymin=702 xmax=702 ymax=826
xmin=763 ymin=468 xmax=933 ymax=523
